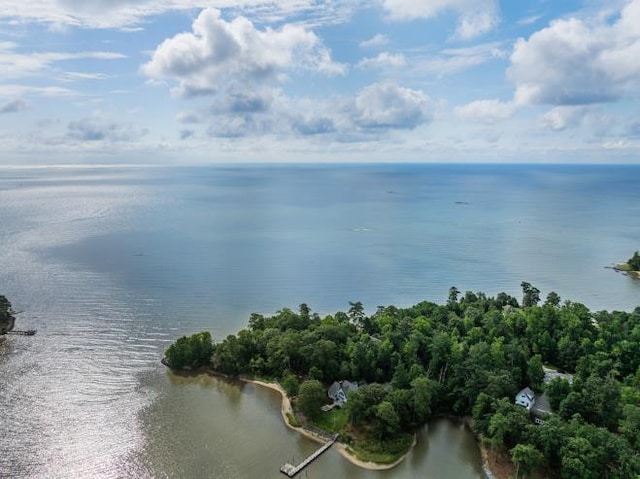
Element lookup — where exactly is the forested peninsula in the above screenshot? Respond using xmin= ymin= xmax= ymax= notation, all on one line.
xmin=0 ymin=295 xmax=16 ymax=334
xmin=164 ymin=284 xmax=640 ymax=479
xmin=615 ymin=251 xmax=640 ymax=279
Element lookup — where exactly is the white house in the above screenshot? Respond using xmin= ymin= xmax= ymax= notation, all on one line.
xmin=515 ymin=387 xmax=535 ymax=411
xmin=515 ymin=387 xmax=553 ymax=424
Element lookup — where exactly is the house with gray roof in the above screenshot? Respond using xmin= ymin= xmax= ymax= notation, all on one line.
xmin=328 ymin=380 xmax=358 ymax=408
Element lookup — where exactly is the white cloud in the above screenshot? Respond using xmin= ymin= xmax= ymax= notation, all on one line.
xmin=142 ymin=8 xmax=344 ymax=98
xmin=356 ymin=52 xmax=405 ymax=70
xmin=454 ymin=99 xmax=515 ymax=123
xmin=603 ymin=140 xmax=635 ymax=150
xmin=58 ymin=72 xmax=111 ymax=82
xmin=0 ymin=41 xmax=125 ymax=79
xmin=380 ymin=0 xmax=499 ymax=39
xmin=411 ymin=42 xmax=506 ymax=76
xmin=0 ymin=0 xmax=353 ymax=30
xmin=541 ymin=106 xmax=614 ymax=136
xmin=360 ymin=34 xmax=389 ymax=48
xmin=516 ymin=13 xmax=543 ymax=26
xmin=509 ymin=0 xmax=640 ymax=106
xmin=0 ymin=84 xmax=76 ymax=98
xmin=351 ymin=82 xmax=433 ymax=130
xmin=541 ymin=106 xmax=587 ymax=131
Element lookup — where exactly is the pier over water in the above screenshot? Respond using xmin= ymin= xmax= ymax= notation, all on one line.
xmin=280 ymin=434 xmax=338 ymax=477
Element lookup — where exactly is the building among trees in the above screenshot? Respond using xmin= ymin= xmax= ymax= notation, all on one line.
xmin=327 ymin=380 xmax=358 ymax=408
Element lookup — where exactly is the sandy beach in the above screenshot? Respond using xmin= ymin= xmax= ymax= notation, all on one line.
xmin=242 ymin=378 xmax=413 ymax=471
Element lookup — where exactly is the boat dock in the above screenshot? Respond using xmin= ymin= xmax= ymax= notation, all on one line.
xmin=280 ymin=434 xmax=338 ymax=477
xmin=7 ymin=330 xmax=37 ymax=336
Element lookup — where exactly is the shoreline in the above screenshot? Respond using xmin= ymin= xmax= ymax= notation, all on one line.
xmin=611 ymin=263 xmax=640 ymax=279
xmin=242 ymin=377 xmax=411 ymax=470
xmin=167 ymin=366 xmax=500 ymax=476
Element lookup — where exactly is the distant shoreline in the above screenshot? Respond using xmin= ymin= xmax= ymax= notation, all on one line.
xmin=611 ymin=263 xmax=640 ymax=279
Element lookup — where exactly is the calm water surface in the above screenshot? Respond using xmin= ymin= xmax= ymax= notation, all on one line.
xmin=1 ymin=164 xmax=639 ymax=478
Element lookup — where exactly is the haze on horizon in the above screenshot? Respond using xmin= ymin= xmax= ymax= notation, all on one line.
xmin=1 ymin=0 xmax=640 ymax=165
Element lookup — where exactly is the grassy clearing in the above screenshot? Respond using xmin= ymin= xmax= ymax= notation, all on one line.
xmin=347 ymin=434 xmax=414 ymax=464
xmin=313 ymin=407 xmax=349 ymax=433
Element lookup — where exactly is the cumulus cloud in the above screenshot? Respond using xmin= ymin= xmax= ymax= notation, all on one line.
xmin=210 ymin=91 xmax=273 ymax=114
xmin=380 ymin=0 xmax=500 ymax=39
xmin=351 ymin=82 xmax=433 ymax=130
xmin=67 ymin=115 xmax=149 ymax=142
xmin=0 ymin=99 xmax=30 ymax=114
xmin=509 ymin=0 xmax=640 ymax=106
xmin=454 ymin=99 xmax=515 ymax=123
xmin=142 ymin=8 xmax=344 ymax=99
xmin=292 ymin=116 xmax=336 ymax=135
xmin=356 ymin=52 xmax=405 ymax=70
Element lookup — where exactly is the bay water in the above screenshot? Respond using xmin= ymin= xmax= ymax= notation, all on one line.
xmin=1 ymin=164 xmax=639 ymax=478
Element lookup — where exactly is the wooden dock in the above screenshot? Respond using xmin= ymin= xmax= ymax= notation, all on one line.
xmin=7 ymin=330 xmax=37 ymax=336
xmin=280 ymin=434 xmax=338 ymax=477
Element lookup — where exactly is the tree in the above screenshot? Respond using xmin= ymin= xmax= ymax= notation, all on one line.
xmin=297 ymin=379 xmax=326 ymax=421
xmin=521 ymin=282 xmax=541 ymax=308
xmin=472 ymin=392 xmax=494 ymax=435
xmin=527 ymin=354 xmax=545 ymax=391
xmin=545 ymin=291 xmax=561 ymax=308
xmin=0 ymin=295 xmax=14 ymax=320
xmin=0 ymin=295 xmax=15 ymax=334
xmin=411 ymin=376 xmax=438 ymax=424
xmin=281 ymin=373 xmax=300 ymax=397
xmin=348 ymin=301 xmax=365 ymax=325
xmin=627 ymin=251 xmax=640 ymax=271
xmin=375 ymin=400 xmax=401 ymax=439
xmin=526 ymin=415 xmax=568 ymax=469
xmin=447 ymin=286 xmax=460 ymax=305
xmin=164 ymin=331 xmax=214 ymax=370
xmin=545 ymin=377 xmax=571 ymax=411
xmin=619 ymin=404 xmax=640 ymax=449
xmin=561 ymin=436 xmax=599 ymax=479
xmin=511 ymin=444 xmax=544 ymax=479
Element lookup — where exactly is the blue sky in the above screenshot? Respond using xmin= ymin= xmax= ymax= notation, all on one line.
xmin=1 ymin=0 xmax=640 ymax=164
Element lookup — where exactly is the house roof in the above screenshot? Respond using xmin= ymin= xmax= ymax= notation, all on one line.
xmin=517 ymin=387 xmax=535 ymax=400
xmin=328 ymin=381 xmax=341 ymax=399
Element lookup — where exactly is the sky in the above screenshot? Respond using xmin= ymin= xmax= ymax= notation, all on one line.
xmin=1 ymin=0 xmax=640 ymax=165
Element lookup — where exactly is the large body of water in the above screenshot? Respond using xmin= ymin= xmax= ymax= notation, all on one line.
xmin=1 ymin=164 xmax=639 ymax=478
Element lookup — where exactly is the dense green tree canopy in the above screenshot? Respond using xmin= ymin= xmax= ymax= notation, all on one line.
xmin=0 ymin=295 xmax=14 ymax=321
xmin=0 ymin=295 xmax=15 ymax=334
xmin=627 ymin=251 xmax=640 ymax=271
xmin=164 ymin=331 xmax=214 ymax=370
xmin=166 ymin=285 xmax=640 ymax=477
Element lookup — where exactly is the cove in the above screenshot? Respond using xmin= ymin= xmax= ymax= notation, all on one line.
xmin=138 ymin=373 xmax=485 ymax=479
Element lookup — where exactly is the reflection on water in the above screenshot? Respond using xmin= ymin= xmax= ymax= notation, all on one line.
xmin=140 ymin=374 xmax=484 ymax=479
xmin=1 ymin=165 xmax=638 ymax=478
